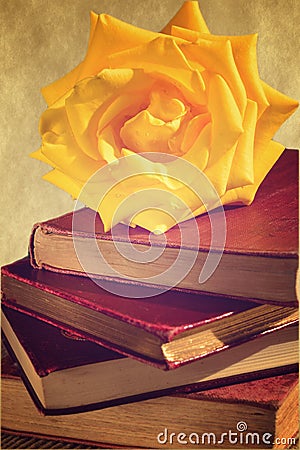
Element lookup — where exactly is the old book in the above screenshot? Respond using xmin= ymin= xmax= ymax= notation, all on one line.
xmin=29 ymin=150 xmax=299 ymax=304
xmin=1 ymin=258 xmax=298 ymax=369
xmin=1 ymin=306 xmax=298 ymax=414
xmin=1 ymin=348 xmax=298 ymax=449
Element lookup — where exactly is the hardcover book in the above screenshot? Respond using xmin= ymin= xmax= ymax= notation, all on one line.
xmin=29 ymin=150 xmax=299 ymax=304
xmin=1 ymin=258 xmax=298 ymax=369
xmin=1 ymin=348 xmax=298 ymax=448
xmin=1 ymin=306 xmax=298 ymax=414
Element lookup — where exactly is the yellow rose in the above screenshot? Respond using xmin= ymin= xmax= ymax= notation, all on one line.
xmin=32 ymin=1 xmax=298 ymax=233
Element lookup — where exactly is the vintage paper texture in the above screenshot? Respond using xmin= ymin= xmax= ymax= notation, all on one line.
xmin=1 ymin=0 xmax=299 ymax=267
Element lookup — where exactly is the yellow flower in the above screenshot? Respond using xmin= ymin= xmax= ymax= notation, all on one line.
xmin=32 ymin=1 xmax=298 ymax=233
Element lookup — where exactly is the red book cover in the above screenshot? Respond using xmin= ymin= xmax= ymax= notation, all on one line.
xmin=1 ymin=305 xmax=298 ymax=416
xmin=1 ymin=257 xmax=298 ymax=369
xmin=29 ymin=150 xmax=299 ymax=304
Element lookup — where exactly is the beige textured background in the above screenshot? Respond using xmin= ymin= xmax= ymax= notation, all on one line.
xmin=1 ymin=0 xmax=299 ymax=268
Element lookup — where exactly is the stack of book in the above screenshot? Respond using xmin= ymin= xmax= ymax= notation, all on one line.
xmin=1 ymin=150 xmax=299 ymax=449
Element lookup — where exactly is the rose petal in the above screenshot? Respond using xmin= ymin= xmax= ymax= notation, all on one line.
xmin=107 ymin=37 xmax=206 ymax=105
xmin=40 ymin=99 xmax=105 ymax=181
xmin=226 ymin=99 xmax=257 ymax=190
xmin=161 ymin=1 xmax=209 ymax=35
xmin=168 ymin=116 xmax=191 ymax=155
xmin=41 ymin=64 xmax=84 ymax=107
xmin=119 ymin=149 xmax=184 ymax=191
xmin=217 ymin=81 xmax=298 ymax=207
xmin=172 ymin=27 xmax=269 ymax=117
xmin=182 ymin=38 xmax=247 ymax=115
xmin=44 ymin=168 xmax=113 ymax=214
xmin=97 ymin=125 xmax=122 ymax=164
xmin=65 ymin=69 xmax=154 ymax=160
xmin=41 ymin=131 xmax=105 ymax=182
xmin=96 ymin=70 xmax=155 ymax=134
xmin=65 ymin=79 xmax=107 ymax=161
xmin=207 ymin=73 xmax=243 ymax=166
xmin=182 ymin=122 xmax=211 ymax=172
xmin=88 ymin=11 xmax=99 ymax=48
xmin=130 ymin=210 xmax=178 ymax=234
xmin=147 ymin=86 xmax=187 ymax=122
xmin=43 ymin=169 xmax=83 ymax=199
xmin=170 ymin=25 xmax=203 ymax=43
xmin=220 ymin=140 xmax=285 ymax=207
xmin=98 ymin=174 xmax=161 ymax=231
xmin=255 ymin=81 xmax=299 ymax=144
xmin=99 ymin=169 xmax=201 ymax=233
xmin=203 ymin=33 xmax=269 ymax=118
xmin=205 ymin=144 xmax=237 ymax=196
xmin=39 ymin=105 xmax=68 ymax=137
xmin=223 ymin=34 xmax=269 ymax=118
xmin=120 ymin=110 xmax=183 ymax=154
xmin=119 ymin=149 xmax=203 ymax=196
xmin=226 ymin=82 xmax=298 ymax=203
xmin=181 ymin=112 xmax=211 ymax=154
xmin=79 ymin=14 xmax=160 ymax=80
xmin=30 ymin=148 xmax=53 ymax=165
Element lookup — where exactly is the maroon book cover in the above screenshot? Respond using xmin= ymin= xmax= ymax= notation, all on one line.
xmin=185 ymin=372 xmax=299 ymax=409
xmin=2 ymin=306 xmax=123 ymax=376
xmin=29 ymin=150 xmax=299 ymax=304
xmin=1 ymin=306 xmax=298 ymax=415
xmin=1 ymin=257 xmax=298 ymax=369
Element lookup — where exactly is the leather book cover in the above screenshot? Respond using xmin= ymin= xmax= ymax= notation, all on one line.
xmin=1 ymin=257 xmax=298 ymax=369
xmin=1 ymin=306 xmax=124 ymax=377
xmin=1 ymin=306 xmax=298 ymax=416
xmin=183 ymin=372 xmax=299 ymax=409
xmin=28 ymin=149 xmax=299 ymax=304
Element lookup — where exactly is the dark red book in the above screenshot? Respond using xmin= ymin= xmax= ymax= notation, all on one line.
xmin=2 ymin=343 xmax=298 ymax=448
xmin=29 ymin=150 xmax=299 ymax=304
xmin=2 ymin=305 xmax=298 ymax=414
xmin=1 ymin=257 xmax=298 ymax=369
